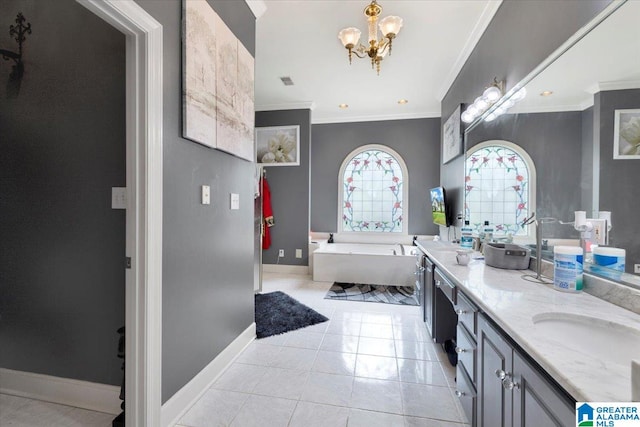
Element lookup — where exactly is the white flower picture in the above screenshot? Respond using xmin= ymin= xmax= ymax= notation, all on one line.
xmin=256 ymin=125 xmax=300 ymax=166
xmin=614 ymin=109 xmax=640 ymax=159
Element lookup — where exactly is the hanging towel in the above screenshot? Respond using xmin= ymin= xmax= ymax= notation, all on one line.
xmin=262 ymin=177 xmax=274 ymax=249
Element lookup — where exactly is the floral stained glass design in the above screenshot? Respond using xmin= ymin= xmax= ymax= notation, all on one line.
xmin=342 ymin=149 xmax=403 ymax=232
xmin=465 ymin=145 xmax=530 ymax=236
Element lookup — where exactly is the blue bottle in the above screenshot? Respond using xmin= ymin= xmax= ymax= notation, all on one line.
xmin=460 ymin=221 xmax=473 ymax=249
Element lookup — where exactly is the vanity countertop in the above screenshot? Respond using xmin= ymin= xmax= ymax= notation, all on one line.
xmin=416 ymin=240 xmax=640 ymax=402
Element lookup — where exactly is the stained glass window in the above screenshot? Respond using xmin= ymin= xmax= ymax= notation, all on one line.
xmin=465 ymin=142 xmax=534 ymax=237
xmin=340 ymin=146 xmax=407 ymax=233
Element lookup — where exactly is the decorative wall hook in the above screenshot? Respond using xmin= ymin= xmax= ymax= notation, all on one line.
xmin=1 ymin=12 xmax=32 ymax=98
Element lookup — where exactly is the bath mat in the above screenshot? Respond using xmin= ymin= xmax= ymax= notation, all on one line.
xmin=325 ymin=282 xmax=418 ymax=306
xmin=255 ymin=291 xmax=329 ymax=338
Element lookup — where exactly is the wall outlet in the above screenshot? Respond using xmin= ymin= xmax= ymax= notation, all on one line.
xmin=112 ymin=187 xmax=127 ymax=209
xmin=230 ymin=193 xmax=239 ymax=210
xmin=278 ymin=249 xmax=284 ymax=258
xmin=201 ymin=185 xmax=210 ymax=205
xmin=635 ymin=264 xmax=640 ymax=274
xmin=295 ymin=249 xmax=302 ymax=258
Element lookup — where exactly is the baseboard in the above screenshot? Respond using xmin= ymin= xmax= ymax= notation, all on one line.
xmin=0 ymin=368 xmax=121 ymax=414
xmin=262 ymin=264 xmax=310 ymax=275
xmin=161 ymin=322 xmax=256 ymax=427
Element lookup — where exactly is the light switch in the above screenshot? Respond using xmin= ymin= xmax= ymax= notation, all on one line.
xmin=295 ymin=249 xmax=303 ymax=258
xmin=230 ymin=193 xmax=240 ymax=210
xmin=201 ymin=185 xmax=210 ymax=205
xmin=112 ymin=187 xmax=127 ymax=209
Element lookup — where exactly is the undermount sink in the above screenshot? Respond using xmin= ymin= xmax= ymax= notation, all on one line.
xmin=531 ymin=312 xmax=640 ymax=368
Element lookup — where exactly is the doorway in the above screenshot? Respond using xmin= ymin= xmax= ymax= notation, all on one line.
xmin=76 ymin=0 xmax=163 ymax=424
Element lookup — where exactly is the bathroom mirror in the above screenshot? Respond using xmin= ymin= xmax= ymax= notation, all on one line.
xmin=463 ymin=0 xmax=640 ymax=287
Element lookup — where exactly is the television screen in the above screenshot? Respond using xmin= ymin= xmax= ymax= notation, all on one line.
xmin=429 ymin=187 xmax=449 ymax=227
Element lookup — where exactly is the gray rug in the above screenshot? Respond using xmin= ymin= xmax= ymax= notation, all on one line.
xmin=255 ymin=291 xmax=329 ymax=338
xmin=325 ymin=282 xmax=418 ymax=306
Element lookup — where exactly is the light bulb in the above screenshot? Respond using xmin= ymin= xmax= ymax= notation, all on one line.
xmin=474 ymin=97 xmax=489 ymax=111
xmin=338 ymin=27 xmax=361 ymax=47
xmin=461 ymin=110 xmax=475 ymax=123
xmin=379 ymin=15 xmax=403 ymax=38
xmin=484 ymin=112 xmax=497 ymax=122
xmin=482 ymin=85 xmax=502 ymax=103
xmin=466 ymin=104 xmax=478 ymax=116
xmin=511 ymin=87 xmax=527 ymax=102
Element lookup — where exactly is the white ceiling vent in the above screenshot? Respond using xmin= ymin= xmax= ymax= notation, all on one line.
xmin=280 ymin=76 xmax=294 ymax=86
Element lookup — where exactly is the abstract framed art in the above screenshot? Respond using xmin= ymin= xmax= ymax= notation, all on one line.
xmin=182 ymin=0 xmax=255 ymax=161
xmin=442 ymin=104 xmax=463 ymax=164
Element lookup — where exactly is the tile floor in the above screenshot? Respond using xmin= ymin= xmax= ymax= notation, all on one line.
xmin=0 ymin=272 xmax=470 ymax=427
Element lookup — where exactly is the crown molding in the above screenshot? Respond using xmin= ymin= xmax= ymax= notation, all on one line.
xmin=312 ymin=111 xmax=440 ymax=125
xmin=436 ymin=0 xmax=503 ymax=101
xmin=245 ymin=0 xmax=267 ymax=20
xmin=586 ymin=79 xmax=640 ymax=94
xmin=256 ymin=101 xmax=316 ymax=111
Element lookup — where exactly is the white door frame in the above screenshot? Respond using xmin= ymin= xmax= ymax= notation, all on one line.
xmin=76 ymin=1 xmax=163 ymax=425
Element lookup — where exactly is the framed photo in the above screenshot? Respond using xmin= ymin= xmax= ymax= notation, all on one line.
xmin=256 ymin=125 xmax=300 ymax=166
xmin=442 ymin=104 xmax=463 ymax=164
xmin=613 ymin=109 xmax=640 ymax=159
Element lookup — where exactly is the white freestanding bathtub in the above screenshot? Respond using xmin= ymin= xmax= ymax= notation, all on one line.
xmin=312 ymin=242 xmax=419 ymax=287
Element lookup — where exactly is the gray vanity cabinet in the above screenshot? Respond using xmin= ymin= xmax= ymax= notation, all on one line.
xmin=477 ymin=314 xmax=513 ymax=427
xmin=512 ymin=351 xmax=574 ymax=427
xmin=477 ymin=314 xmax=574 ymax=427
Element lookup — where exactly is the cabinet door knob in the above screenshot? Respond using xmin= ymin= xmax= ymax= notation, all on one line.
xmin=455 ymin=390 xmax=465 ymax=397
xmin=455 ymin=346 xmax=466 ymax=354
xmin=455 ymin=309 xmax=467 ymax=315
xmin=495 ymin=369 xmax=507 ymax=380
xmin=435 ymin=280 xmax=441 ymax=288
xmin=502 ymin=377 xmax=520 ymax=391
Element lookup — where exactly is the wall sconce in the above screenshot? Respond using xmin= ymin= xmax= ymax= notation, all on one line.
xmin=461 ymin=78 xmax=527 ymax=124
xmin=1 ymin=12 xmax=32 ymax=98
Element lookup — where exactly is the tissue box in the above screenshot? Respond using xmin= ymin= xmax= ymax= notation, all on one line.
xmin=484 ymin=243 xmax=531 ymax=270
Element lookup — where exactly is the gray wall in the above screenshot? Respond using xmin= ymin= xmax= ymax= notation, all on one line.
xmin=466 ymin=112 xmax=583 ymax=238
xmin=256 ymin=110 xmax=311 ymax=266
xmin=596 ymin=89 xmax=640 ymax=272
xmin=441 ymin=0 xmax=610 ymax=224
xmin=0 ymin=0 xmax=125 ymax=385
xmin=311 ymin=118 xmax=441 ymax=235
xmin=581 ymin=107 xmax=594 ymax=213
xmin=133 ymin=0 xmax=256 ymax=402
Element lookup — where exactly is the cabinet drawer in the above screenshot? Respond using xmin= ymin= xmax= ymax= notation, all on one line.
xmin=456 ymin=322 xmax=477 ymax=383
xmin=456 ymin=291 xmax=478 ymax=338
xmin=455 ymin=359 xmax=476 ymax=425
xmin=434 ymin=268 xmax=456 ymax=305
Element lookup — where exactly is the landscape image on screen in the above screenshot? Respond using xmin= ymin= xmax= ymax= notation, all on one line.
xmin=430 ymin=187 xmax=447 ymax=226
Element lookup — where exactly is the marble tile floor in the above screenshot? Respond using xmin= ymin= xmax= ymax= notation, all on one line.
xmin=175 ymin=273 xmax=470 ymax=427
xmin=0 ymin=272 xmax=470 ymax=427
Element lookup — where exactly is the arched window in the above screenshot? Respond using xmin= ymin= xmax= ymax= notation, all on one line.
xmin=465 ymin=140 xmax=536 ymax=238
xmin=338 ymin=145 xmax=408 ymax=233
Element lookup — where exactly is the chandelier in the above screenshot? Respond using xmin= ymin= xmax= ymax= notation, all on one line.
xmin=338 ymin=0 xmax=403 ymax=75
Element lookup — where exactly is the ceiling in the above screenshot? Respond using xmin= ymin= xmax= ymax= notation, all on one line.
xmin=254 ymin=0 xmax=501 ymax=124
xmin=509 ymin=0 xmax=640 ymax=114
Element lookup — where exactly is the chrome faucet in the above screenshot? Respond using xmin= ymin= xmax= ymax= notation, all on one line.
xmin=521 ymin=212 xmax=555 ymax=284
xmin=397 ymin=243 xmax=405 ymax=255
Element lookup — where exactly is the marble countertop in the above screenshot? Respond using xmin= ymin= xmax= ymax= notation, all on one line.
xmin=417 ymin=240 xmax=640 ymax=402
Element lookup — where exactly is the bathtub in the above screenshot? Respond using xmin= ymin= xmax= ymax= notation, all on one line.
xmin=312 ymin=243 xmax=419 ymax=287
